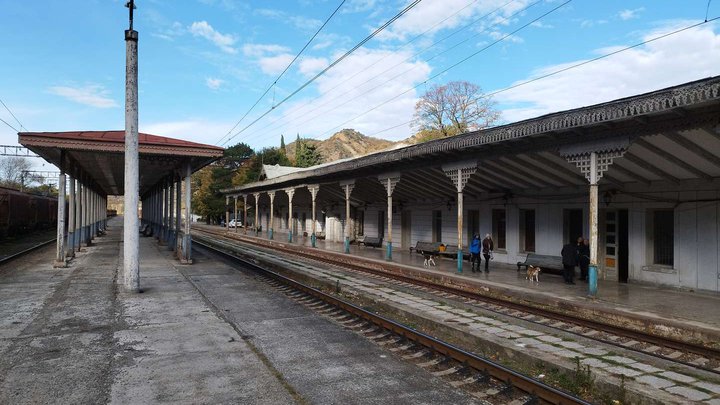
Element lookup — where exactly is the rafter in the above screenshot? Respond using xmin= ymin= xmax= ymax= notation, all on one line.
xmin=622 ymin=152 xmax=680 ymax=184
xmin=635 ymin=138 xmax=712 ymax=180
xmin=666 ymin=131 xmax=720 ymax=170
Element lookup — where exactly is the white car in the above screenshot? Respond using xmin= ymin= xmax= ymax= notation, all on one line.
xmin=228 ymin=219 xmax=242 ymax=228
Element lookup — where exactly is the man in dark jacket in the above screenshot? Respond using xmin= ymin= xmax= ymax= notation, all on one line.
xmin=578 ymin=238 xmax=590 ymax=281
xmin=482 ymin=234 xmax=494 ymax=273
xmin=561 ymin=242 xmax=577 ymax=284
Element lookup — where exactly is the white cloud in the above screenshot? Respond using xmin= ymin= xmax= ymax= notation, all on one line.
xmin=239 ymin=47 xmax=432 ymax=145
xmin=188 ymin=21 xmax=237 ymax=54
xmin=47 ymin=84 xmax=118 ymax=108
xmin=496 ymin=24 xmax=720 ymax=123
xmin=298 ymin=57 xmax=329 ymax=77
xmin=140 ymin=119 xmax=232 ymax=146
xmin=379 ymin=0 xmax=531 ymax=41
xmin=531 ymin=21 xmax=554 ymax=29
xmin=618 ymin=7 xmax=644 ymax=21
xmin=242 ymin=43 xmax=290 ymax=57
xmin=258 ymin=54 xmax=295 ymax=75
xmin=206 ymin=77 xmax=224 ymax=90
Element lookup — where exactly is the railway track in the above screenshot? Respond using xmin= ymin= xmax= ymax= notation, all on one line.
xmin=0 ymin=238 xmax=55 ymax=266
xmin=195 ymin=238 xmax=589 ymax=405
xmin=194 ymin=227 xmax=720 ymax=376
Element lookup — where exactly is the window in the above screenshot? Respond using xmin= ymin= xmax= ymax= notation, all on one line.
xmin=356 ymin=210 xmax=364 ymax=236
xmin=519 ymin=209 xmax=535 ymax=252
xmin=653 ymin=210 xmax=674 ymax=266
xmin=378 ymin=210 xmax=385 ymax=238
xmin=492 ymin=209 xmax=506 ymax=250
xmin=432 ymin=210 xmax=442 ymax=242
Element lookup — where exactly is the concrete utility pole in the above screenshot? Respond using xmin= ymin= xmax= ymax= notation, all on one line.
xmin=123 ymin=0 xmax=140 ymax=292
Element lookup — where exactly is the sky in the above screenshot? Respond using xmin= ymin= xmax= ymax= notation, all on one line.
xmin=1 ymin=0 xmax=719 ymax=169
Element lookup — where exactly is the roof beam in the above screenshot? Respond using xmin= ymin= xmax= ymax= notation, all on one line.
xmin=622 ymin=152 xmax=680 ymax=184
xmin=515 ymin=154 xmax=585 ymax=186
xmin=482 ymin=160 xmax=547 ymax=189
xmin=665 ymin=131 xmax=720 ymax=169
xmin=476 ymin=166 xmax=531 ymax=189
xmin=635 ymin=138 xmax=712 ymax=180
xmin=495 ymin=157 xmax=565 ymax=187
xmin=530 ymin=153 xmax=587 ymax=182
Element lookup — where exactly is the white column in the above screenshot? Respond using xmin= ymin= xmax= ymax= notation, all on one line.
xmin=242 ymin=194 xmax=248 ymax=235
xmin=340 ymin=181 xmax=354 ymax=253
xmin=308 ymin=185 xmax=319 ymax=247
xmin=225 ymin=195 xmax=230 ymax=231
xmin=175 ymin=177 xmax=182 ymax=250
xmin=183 ymin=162 xmax=192 ymax=263
xmin=76 ymin=182 xmax=83 ymax=252
xmin=66 ymin=176 xmax=75 ymax=258
xmin=54 ymin=170 xmax=66 ymax=267
xmin=378 ymin=174 xmax=400 ymax=261
xmin=285 ymin=188 xmax=295 ymax=242
xmin=123 ymin=24 xmax=140 ymax=292
xmin=253 ymin=192 xmax=260 ymax=236
xmin=268 ymin=191 xmax=276 ymax=239
xmin=234 ymin=195 xmax=238 ymax=233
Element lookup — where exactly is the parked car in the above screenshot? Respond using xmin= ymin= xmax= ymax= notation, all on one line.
xmin=228 ymin=219 xmax=243 ymax=228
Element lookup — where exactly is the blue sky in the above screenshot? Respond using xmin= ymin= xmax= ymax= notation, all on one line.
xmin=1 ymin=0 xmax=719 ymax=162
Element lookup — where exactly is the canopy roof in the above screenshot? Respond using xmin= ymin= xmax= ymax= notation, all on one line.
xmin=19 ymin=130 xmax=224 ymax=196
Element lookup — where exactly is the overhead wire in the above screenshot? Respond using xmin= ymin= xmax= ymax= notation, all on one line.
xmin=221 ymin=0 xmax=424 ymax=146
xmin=0 ymin=97 xmax=27 ymax=132
xmin=313 ymin=0 xmax=572 ymax=139
xmin=216 ymin=0 xmax=347 ymax=146
xmin=239 ymin=0 xmax=521 ymax=143
xmin=366 ymin=15 xmax=720 ymax=139
xmin=0 ymin=117 xmax=20 ymax=133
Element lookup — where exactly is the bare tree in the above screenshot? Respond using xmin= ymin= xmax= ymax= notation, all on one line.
xmin=0 ymin=156 xmax=32 ymax=189
xmin=413 ymin=81 xmax=500 ymax=138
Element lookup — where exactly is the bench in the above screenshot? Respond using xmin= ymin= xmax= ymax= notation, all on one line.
xmin=517 ymin=253 xmax=564 ymax=273
xmin=438 ymin=244 xmax=471 ymax=261
xmin=139 ymin=223 xmax=152 ymax=237
xmin=410 ymin=241 xmax=442 ymax=255
xmin=360 ymin=236 xmax=383 ymax=248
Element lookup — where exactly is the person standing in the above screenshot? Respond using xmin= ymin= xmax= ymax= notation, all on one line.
xmin=561 ymin=242 xmax=577 ymax=284
xmin=482 ymin=234 xmax=494 ymax=273
xmin=578 ymin=238 xmax=590 ymax=281
xmin=469 ymin=234 xmax=481 ymax=273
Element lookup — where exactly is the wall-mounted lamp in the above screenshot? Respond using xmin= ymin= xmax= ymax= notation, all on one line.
xmin=603 ymin=190 xmax=616 ymax=207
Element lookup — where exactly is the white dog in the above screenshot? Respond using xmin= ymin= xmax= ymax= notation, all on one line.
xmin=422 ymin=251 xmax=436 ymax=267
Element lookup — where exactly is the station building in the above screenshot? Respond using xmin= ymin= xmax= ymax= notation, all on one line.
xmin=224 ymin=76 xmax=720 ymax=293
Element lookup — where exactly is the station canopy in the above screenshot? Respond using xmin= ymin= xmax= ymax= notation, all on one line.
xmin=19 ymin=131 xmax=224 ymax=196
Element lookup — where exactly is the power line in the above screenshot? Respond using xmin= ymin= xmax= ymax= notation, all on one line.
xmin=216 ymin=0 xmax=347 ymax=146
xmin=0 ymin=116 xmax=20 ymax=133
xmin=366 ymin=16 xmax=720 ymax=140
xmin=0 ymin=98 xmax=27 ymax=132
xmin=239 ymin=0 xmax=520 ymax=143
xmin=314 ymin=0 xmax=571 ymax=139
xmin=222 ymin=0 xmax=424 ymax=146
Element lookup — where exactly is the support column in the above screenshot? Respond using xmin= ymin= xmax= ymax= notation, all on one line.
xmin=123 ymin=11 xmax=140 ymax=292
xmin=182 ymin=162 xmax=193 ymax=264
xmin=253 ymin=193 xmax=260 ymax=236
xmin=234 ymin=195 xmax=238 ymax=233
xmin=66 ymin=175 xmax=76 ymax=258
xmin=285 ymin=188 xmax=295 ymax=243
xmin=268 ymin=191 xmax=276 ymax=240
xmin=175 ymin=177 xmax=182 ymax=251
xmin=442 ymin=162 xmax=478 ymax=274
xmin=378 ymin=174 xmax=400 ymax=261
xmin=54 ymin=166 xmax=66 ymax=268
xmin=84 ymin=183 xmax=91 ymax=246
xmin=225 ymin=195 xmax=230 ymax=232
xmin=163 ymin=179 xmax=170 ymax=243
xmin=76 ymin=182 xmax=83 ymax=252
xmin=308 ymin=185 xmax=319 ymax=248
xmin=340 ymin=181 xmax=355 ymax=253
xmin=242 ymin=195 xmax=248 ymax=235
xmin=563 ymin=143 xmax=627 ymax=297
xmin=168 ymin=180 xmax=175 ymax=249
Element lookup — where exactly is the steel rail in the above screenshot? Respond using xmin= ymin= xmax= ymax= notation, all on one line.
xmin=195 ymin=238 xmax=590 ymax=405
xmin=0 ymin=238 xmax=56 ymax=266
xmin=195 ymin=227 xmax=720 ymax=370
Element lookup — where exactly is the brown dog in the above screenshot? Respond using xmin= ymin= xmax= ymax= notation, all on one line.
xmin=526 ymin=265 xmax=541 ymax=283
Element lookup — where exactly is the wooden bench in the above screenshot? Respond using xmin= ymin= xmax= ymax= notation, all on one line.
xmin=360 ymin=236 xmax=383 ymax=248
xmin=439 ymin=244 xmax=471 ymax=260
xmin=410 ymin=241 xmax=442 ymax=254
xmin=517 ymin=253 xmax=564 ymax=273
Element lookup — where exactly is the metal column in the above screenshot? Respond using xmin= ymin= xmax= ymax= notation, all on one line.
xmin=308 ymin=185 xmax=319 ymax=248
xmin=588 ymin=152 xmax=599 ymax=296
xmin=340 ymin=182 xmax=354 ymax=253
xmin=268 ymin=191 xmax=275 ymax=240
xmin=54 ymin=168 xmax=66 ymax=268
xmin=182 ymin=162 xmax=192 ymax=264
xmin=66 ymin=175 xmax=75 ymax=258
xmin=286 ymin=189 xmax=295 ymax=243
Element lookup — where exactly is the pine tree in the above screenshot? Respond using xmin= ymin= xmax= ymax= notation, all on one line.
xmin=280 ymin=134 xmax=286 ymax=154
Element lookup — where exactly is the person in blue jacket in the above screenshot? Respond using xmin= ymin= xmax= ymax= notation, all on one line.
xmin=469 ymin=234 xmax=481 ymax=273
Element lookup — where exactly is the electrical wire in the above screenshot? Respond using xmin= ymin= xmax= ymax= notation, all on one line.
xmin=313 ymin=0 xmax=571 ymax=139
xmin=0 ymin=98 xmax=27 ymax=132
xmin=221 ymin=0 xmax=424 ymax=146
xmin=365 ymin=16 xmax=720 ymax=140
xmin=239 ymin=0 xmax=524 ymax=144
xmin=216 ymin=0 xmax=347 ymax=146
xmin=0 ymin=116 xmax=20 ymax=133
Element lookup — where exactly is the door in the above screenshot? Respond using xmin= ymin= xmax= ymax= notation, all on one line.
xmin=378 ymin=210 xmax=385 ymax=239
xmin=564 ymin=209 xmax=583 ymax=244
xmin=618 ymin=209 xmax=629 ymax=283
xmin=401 ymin=210 xmax=411 ymax=249
xmin=467 ymin=210 xmax=479 ymax=244
xmin=604 ymin=210 xmax=618 ymax=275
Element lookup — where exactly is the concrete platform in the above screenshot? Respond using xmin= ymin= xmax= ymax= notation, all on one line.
xmin=218 ymin=226 xmax=720 ymax=334
xmin=0 ymin=217 xmax=481 ymax=404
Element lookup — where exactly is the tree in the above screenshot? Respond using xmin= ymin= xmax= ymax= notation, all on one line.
xmin=222 ymin=142 xmax=254 ymax=170
xmin=0 ymin=157 xmax=32 ymax=189
xmin=280 ymin=134 xmax=286 ymax=154
xmin=295 ymin=140 xmax=322 ymax=168
xmin=413 ymin=80 xmax=500 ymax=138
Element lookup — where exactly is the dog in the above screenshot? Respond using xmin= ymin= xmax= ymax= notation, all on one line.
xmin=421 ymin=250 xmax=437 ymax=267
xmin=526 ymin=265 xmax=541 ymax=283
